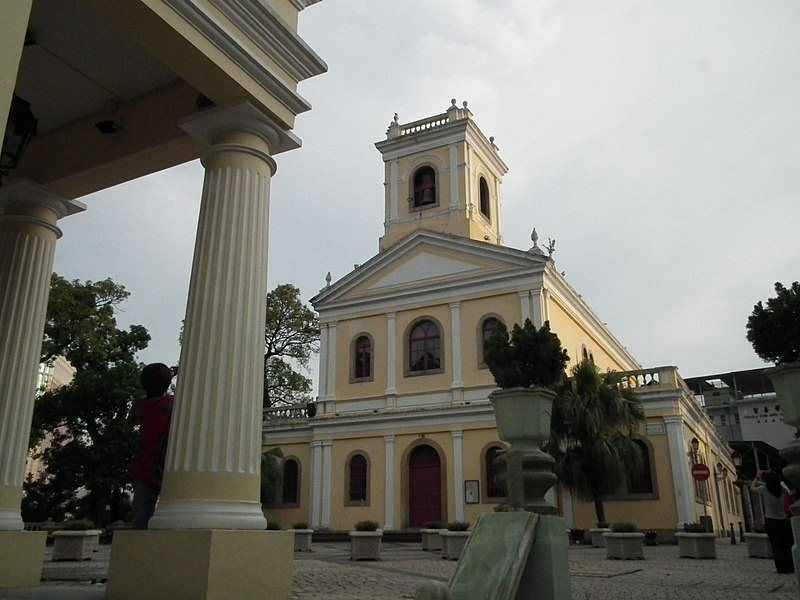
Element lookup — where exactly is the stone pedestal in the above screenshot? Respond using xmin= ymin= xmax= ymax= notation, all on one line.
xmin=107 ymin=530 xmax=293 ymax=600
xmin=0 ymin=531 xmax=46 ymax=588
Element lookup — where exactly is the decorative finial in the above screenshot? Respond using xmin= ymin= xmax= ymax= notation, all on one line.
xmin=393 ymin=113 xmax=399 ymax=124
xmin=325 ymin=271 xmax=331 ymax=288
xmin=451 ymin=98 xmax=457 ymax=107
xmin=462 ymin=100 xmax=468 ymax=109
xmin=489 ymin=136 xmax=494 ymax=143
xmin=531 ymin=228 xmax=539 ymax=246
xmin=529 ymin=228 xmax=545 ymax=256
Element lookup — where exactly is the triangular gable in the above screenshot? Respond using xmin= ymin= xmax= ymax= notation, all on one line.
xmin=313 ymin=231 xmax=548 ymax=307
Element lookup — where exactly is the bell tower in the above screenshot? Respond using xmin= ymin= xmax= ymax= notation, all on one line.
xmin=375 ymin=99 xmax=509 ymax=252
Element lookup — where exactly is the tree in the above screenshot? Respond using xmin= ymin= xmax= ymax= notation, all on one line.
xmin=746 ymin=281 xmax=800 ymax=365
xmin=27 ymin=274 xmax=149 ymax=524
xmin=264 ymin=284 xmax=319 ymax=407
xmin=260 ymin=447 xmax=284 ymax=505
xmin=548 ymin=360 xmax=645 ymax=526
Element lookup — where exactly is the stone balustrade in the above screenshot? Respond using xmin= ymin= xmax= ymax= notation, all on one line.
xmin=262 ymin=404 xmax=310 ymax=423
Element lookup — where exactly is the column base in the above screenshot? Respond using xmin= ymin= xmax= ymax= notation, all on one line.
xmin=516 ymin=515 xmax=571 ymax=600
xmin=107 ymin=529 xmax=293 ymax=600
xmin=148 ymin=499 xmax=267 ymax=530
xmin=0 ymin=531 xmax=46 ymax=588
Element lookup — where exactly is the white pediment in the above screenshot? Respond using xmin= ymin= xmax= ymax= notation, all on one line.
xmin=369 ymin=252 xmax=481 ymax=289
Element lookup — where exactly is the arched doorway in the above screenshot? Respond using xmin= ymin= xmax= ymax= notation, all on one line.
xmin=408 ymin=444 xmax=442 ymax=527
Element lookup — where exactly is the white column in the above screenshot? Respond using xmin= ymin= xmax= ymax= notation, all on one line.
xmin=452 ymin=431 xmax=465 ymax=521
xmin=384 ymin=435 xmax=395 ymax=531
xmin=519 ymin=291 xmax=532 ymax=325
xmin=321 ymin=441 xmax=333 ymax=529
xmin=0 ymin=181 xmax=84 ymax=530
xmin=389 ymin=159 xmax=399 ymax=223
xmin=449 ymin=144 xmax=459 ymax=209
xmin=150 ymin=103 xmax=299 ymax=530
xmin=385 ymin=312 xmax=397 ymax=396
xmin=450 ymin=302 xmax=463 ymax=402
xmin=317 ymin=324 xmax=329 ymax=399
xmin=310 ymin=441 xmax=323 ymax=528
xmin=325 ymin=322 xmax=337 ymax=402
xmin=664 ymin=416 xmax=695 ymax=526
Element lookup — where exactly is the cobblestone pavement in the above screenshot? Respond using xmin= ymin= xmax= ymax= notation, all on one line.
xmin=2 ymin=538 xmax=797 ymax=599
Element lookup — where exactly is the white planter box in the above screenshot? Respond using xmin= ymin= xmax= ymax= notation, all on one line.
xmin=290 ymin=529 xmax=313 ymax=552
xmin=440 ymin=531 xmax=470 ymax=560
xmin=589 ymin=528 xmax=611 ymax=548
xmin=744 ymin=532 xmax=772 ymax=558
xmin=675 ymin=532 xmax=717 ymax=559
xmin=603 ymin=532 xmax=645 ymax=560
xmin=349 ymin=531 xmax=382 ymax=560
xmin=51 ymin=530 xmax=102 ymax=561
xmin=420 ymin=528 xmax=445 ymax=551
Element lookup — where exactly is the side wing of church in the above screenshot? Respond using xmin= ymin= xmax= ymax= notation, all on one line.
xmin=262 ymin=101 xmax=741 ymax=537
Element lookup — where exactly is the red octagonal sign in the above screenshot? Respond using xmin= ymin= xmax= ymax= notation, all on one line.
xmin=691 ymin=463 xmax=710 ymax=481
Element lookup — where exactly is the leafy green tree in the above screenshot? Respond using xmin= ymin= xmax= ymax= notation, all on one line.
xmin=746 ymin=281 xmax=800 ymax=365
xmin=27 ymin=274 xmax=149 ymax=524
xmin=264 ymin=284 xmax=319 ymax=407
xmin=548 ymin=360 xmax=645 ymax=526
xmin=260 ymin=447 xmax=284 ymax=505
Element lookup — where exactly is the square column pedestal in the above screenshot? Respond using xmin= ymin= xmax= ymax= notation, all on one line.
xmin=0 ymin=531 xmax=47 ymax=588
xmin=517 ymin=515 xmax=570 ymax=600
xmin=107 ymin=530 xmax=293 ymax=600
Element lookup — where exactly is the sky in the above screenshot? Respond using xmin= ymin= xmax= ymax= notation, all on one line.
xmin=51 ymin=0 xmax=800 ymax=390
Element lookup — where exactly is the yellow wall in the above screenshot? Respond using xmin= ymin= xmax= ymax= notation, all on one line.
xmin=0 ymin=1 xmax=33 ymax=140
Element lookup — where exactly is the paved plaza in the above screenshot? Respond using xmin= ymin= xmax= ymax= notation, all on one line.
xmin=0 ymin=538 xmax=796 ymax=599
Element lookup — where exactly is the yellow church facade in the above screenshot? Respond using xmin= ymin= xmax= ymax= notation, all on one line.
xmin=262 ymin=101 xmax=741 ymax=537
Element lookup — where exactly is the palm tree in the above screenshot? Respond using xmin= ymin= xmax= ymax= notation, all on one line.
xmin=548 ymin=360 xmax=645 ymax=526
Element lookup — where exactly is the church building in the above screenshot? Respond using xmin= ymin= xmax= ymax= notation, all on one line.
xmin=261 ymin=100 xmax=740 ymax=536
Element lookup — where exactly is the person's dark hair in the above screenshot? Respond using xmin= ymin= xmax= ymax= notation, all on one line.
xmin=140 ymin=363 xmax=173 ymax=397
xmin=762 ymin=470 xmax=782 ymax=498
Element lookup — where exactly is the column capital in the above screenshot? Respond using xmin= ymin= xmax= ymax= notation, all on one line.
xmin=180 ymin=101 xmax=300 ymax=156
xmin=0 ymin=179 xmax=85 ymax=219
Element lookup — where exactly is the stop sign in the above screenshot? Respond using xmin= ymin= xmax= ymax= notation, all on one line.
xmin=691 ymin=463 xmax=710 ymax=481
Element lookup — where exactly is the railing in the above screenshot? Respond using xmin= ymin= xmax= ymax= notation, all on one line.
xmin=397 ymin=113 xmax=449 ymax=136
xmin=262 ymin=404 xmax=310 ymax=423
xmin=620 ymin=366 xmax=681 ymax=390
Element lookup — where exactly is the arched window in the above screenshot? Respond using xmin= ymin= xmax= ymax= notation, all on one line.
xmin=353 ymin=335 xmax=372 ymax=381
xmin=627 ymin=439 xmax=654 ymax=495
xmin=409 ymin=319 xmax=441 ymax=373
xmin=282 ymin=458 xmax=299 ymax=505
xmin=348 ymin=454 xmax=369 ymax=504
xmin=480 ymin=317 xmax=500 ymax=366
xmin=413 ymin=166 xmax=437 ymax=208
xmin=479 ymin=177 xmax=490 ymax=219
xmin=485 ymin=445 xmax=506 ymax=500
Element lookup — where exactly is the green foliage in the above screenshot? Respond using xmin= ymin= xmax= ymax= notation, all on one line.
xmin=28 ymin=274 xmax=148 ymax=525
xmin=548 ymin=360 xmax=646 ymax=526
xmin=484 ymin=319 xmax=569 ymax=389
xmin=62 ymin=519 xmax=96 ymax=531
xmin=424 ymin=521 xmax=446 ymax=529
xmin=746 ymin=281 xmax=800 ymax=365
xmin=354 ymin=520 xmax=380 ymax=531
xmin=611 ymin=522 xmax=636 ymax=533
xmin=260 ymin=447 xmax=284 ymax=505
xmin=21 ymin=474 xmax=78 ymax=523
xmin=445 ymin=521 xmax=470 ymax=531
xmin=264 ymin=284 xmax=320 ymax=407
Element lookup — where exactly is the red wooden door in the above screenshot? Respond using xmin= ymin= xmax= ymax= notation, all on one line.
xmin=408 ymin=445 xmax=442 ymax=527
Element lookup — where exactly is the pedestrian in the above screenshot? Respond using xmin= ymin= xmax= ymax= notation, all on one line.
xmin=129 ymin=363 xmax=175 ymax=530
xmin=751 ymin=470 xmax=795 ymax=574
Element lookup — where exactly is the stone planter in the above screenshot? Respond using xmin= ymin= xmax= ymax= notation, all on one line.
xmin=675 ymin=532 xmax=717 ymax=559
xmin=420 ymin=528 xmax=445 ymax=551
xmin=51 ymin=529 xmax=103 ymax=561
xmin=440 ymin=531 xmax=470 ymax=560
xmin=603 ymin=532 xmax=645 ymax=560
xmin=589 ymin=528 xmax=611 ymax=548
xmin=744 ymin=532 xmax=772 ymax=558
xmin=349 ymin=530 xmax=382 ymax=560
xmin=489 ymin=387 xmax=555 ymax=450
xmin=290 ymin=528 xmax=314 ymax=552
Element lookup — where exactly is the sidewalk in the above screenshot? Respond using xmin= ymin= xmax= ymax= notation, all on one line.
xmin=0 ymin=538 xmax=796 ymax=599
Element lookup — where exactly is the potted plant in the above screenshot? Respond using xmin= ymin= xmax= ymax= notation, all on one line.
xmin=420 ymin=521 xmax=446 ymax=551
xmin=603 ymin=522 xmax=644 ymax=560
xmin=52 ymin=519 xmax=103 ymax=561
xmin=290 ymin=522 xmax=314 ymax=552
xmin=589 ymin=521 xmax=611 ymax=548
xmin=675 ymin=523 xmax=717 ymax=559
xmin=440 ymin=522 xmax=471 ymax=560
xmin=349 ymin=520 xmax=382 ymax=560
xmin=644 ymin=530 xmax=658 ymax=546
xmin=485 ymin=320 xmax=569 ymax=513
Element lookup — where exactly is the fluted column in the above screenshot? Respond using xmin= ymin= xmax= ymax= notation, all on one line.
xmin=150 ymin=103 xmax=298 ymax=530
xmin=0 ymin=181 xmax=84 ymax=530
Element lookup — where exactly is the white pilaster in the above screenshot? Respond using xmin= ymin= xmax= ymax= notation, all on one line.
xmin=0 ymin=181 xmax=83 ymax=530
xmin=664 ymin=416 xmax=695 ymax=526
xmin=389 ymin=159 xmax=399 ymax=223
xmin=449 ymin=144 xmax=459 ymax=209
xmin=519 ymin=291 xmax=532 ymax=325
xmin=150 ymin=103 xmax=297 ymax=530
xmin=325 ymin=322 xmax=337 ymax=402
xmin=452 ymin=431 xmax=465 ymax=521
xmin=321 ymin=440 xmax=333 ymax=529
xmin=384 ymin=435 xmax=395 ymax=531
xmin=385 ymin=312 xmax=397 ymax=396
xmin=310 ymin=441 xmax=323 ymax=528
xmin=449 ymin=302 xmax=463 ymax=401
xmin=317 ymin=324 xmax=329 ymax=399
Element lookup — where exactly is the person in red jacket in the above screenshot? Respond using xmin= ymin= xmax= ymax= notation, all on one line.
xmin=129 ymin=363 xmax=175 ymax=530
